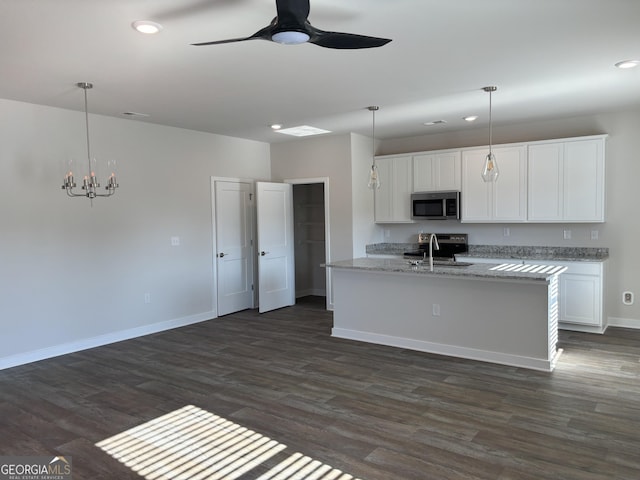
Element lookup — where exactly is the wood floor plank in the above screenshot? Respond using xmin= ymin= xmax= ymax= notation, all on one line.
xmin=0 ymin=296 xmax=639 ymax=479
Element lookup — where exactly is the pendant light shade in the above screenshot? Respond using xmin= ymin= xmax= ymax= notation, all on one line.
xmin=481 ymin=86 xmax=499 ymax=183
xmin=367 ymin=106 xmax=380 ymax=189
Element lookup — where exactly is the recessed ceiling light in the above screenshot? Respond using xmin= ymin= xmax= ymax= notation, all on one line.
xmin=270 ymin=124 xmax=282 ymax=130
xmin=275 ymin=125 xmax=331 ymax=137
xmin=423 ymin=120 xmax=447 ymax=126
xmin=463 ymin=115 xmax=478 ymax=122
xmin=615 ymin=59 xmax=639 ymax=69
xmin=132 ymin=20 xmax=163 ymax=34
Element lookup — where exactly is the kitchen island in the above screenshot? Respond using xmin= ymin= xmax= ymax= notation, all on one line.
xmin=325 ymin=258 xmax=566 ymax=371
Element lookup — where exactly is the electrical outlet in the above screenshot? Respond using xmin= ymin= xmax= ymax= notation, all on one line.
xmin=432 ymin=304 xmax=441 ymax=316
xmin=591 ymin=230 xmax=599 ymax=241
xmin=563 ymin=229 xmax=572 ymax=240
xmin=503 ymin=227 xmax=510 ymax=237
xmin=171 ymin=236 xmax=180 ymax=246
xmin=623 ymin=291 xmax=634 ymax=305
xmin=144 ymin=293 xmax=151 ymax=304
xmin=384 ymin=229 xmax=390 ymax=238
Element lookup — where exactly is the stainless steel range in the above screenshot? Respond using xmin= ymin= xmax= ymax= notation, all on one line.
xmin=404 ymin=233 xmax=468 ymax=261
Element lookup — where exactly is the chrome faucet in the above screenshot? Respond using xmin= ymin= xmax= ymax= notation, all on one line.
xmin=428 ymin=233 xmax=439 ymax=271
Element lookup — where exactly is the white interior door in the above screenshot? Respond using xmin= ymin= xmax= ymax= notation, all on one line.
xmin=256 ymin=181 xmax=295 ymax=313
xmin=215 ymin=181 xmax=254 ymax=316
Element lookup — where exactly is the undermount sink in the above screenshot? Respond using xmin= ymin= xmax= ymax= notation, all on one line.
xmin=406 ymin=259 xmax=472 ymax=268
xmin=432 ymin=260 xmax=473 ymax=267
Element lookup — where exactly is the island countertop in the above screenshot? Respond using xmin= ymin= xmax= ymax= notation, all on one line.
xmin=324 ymin=257 xmax=567 ymax=283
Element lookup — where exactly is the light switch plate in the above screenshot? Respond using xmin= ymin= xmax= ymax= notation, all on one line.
xmin=171 ymin=236 xmax=180 ymax=246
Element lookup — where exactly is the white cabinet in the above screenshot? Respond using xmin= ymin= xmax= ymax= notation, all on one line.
xmin=461 ymin=145 xmax=527 ymax=223
xmin=374 ymin=155 xmax=414 ymax=223
xmin=413 ymin=150 xmax=461 ymax=192
xmin=457 ymin=255 xmax=606 ymax=333
xmin=526 ymin=260 xmax=605 ymax=332
xmin=528 ymin=136 xmax=605 ymax=222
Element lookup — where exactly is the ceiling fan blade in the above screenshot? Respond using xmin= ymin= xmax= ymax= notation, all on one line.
xmin=191 ymin=22 xmax=275 ymax=46
xmin=191 ymin=36 xmax=256 ymax=46
xmin=309 ymin=28 xmax=392 ymax=49
xmin=275 ymin=0 xmax=310 ymax=26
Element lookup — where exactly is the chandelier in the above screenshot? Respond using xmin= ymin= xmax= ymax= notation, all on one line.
xmin=62 ymin=82 xmax=118 ymax=199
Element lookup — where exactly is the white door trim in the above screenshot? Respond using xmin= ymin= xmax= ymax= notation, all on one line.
xmin=284 ymin=177 xmax=332 ymax=310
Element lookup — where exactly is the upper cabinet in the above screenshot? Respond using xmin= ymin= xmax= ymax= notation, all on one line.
xmin=374 ymin=155 xmax=414 ymax=223
xmin=376 ymin=134 xmax=606 ymax=224
xmin=528 ymin=136 xmax=605 ymax=223
xmin=461 ymin=145 xmax=527 ymax=223
xmin=413 ymin=150 xmax=461 ymax=192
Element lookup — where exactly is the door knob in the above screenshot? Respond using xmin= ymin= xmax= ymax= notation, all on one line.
xmin=260 ymin=251 xmax=269 ymax=256
xmin=218 ymin=252 xmax=225 ymax=258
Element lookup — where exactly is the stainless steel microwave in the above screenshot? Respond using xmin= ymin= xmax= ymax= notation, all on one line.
xmin=411 ymin=191 xmax=460 ymax=220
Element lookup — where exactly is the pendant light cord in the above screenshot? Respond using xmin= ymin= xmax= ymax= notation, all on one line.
xmin=371 ymin=107 xmax=375 ymax=166
xmin=488 ymin=89 xmax=493 ymax=156
xmin=83 ymin=86 xmax=92 ymax=172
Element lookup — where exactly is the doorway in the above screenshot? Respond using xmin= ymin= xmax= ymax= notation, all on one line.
xmin=287 ymin=178 xmax=331 ymax=310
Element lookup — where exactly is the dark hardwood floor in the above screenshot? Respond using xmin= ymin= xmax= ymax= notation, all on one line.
xmin=1 ymin=296 xmax=639 ymax=479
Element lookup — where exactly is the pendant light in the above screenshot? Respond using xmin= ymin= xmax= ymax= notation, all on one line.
xmin=62 ymin=82 xmax=119 ymax=200
xmin=481 ymin=86 xmax=499 ymax=183
xmin=367 ymin=106 xmax=380 ymax=189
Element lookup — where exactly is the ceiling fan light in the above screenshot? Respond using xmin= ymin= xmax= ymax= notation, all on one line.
xmin=132 ymin=20 xmax=163 ymax=34
xmin=615 ymin=59 xmax=640 ymax=69
xmin=271 ymin=31 xmax=310 ymax=45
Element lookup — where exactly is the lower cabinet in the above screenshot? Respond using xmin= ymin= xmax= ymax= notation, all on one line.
xmin=456 ymin=256 xmax=606 ymax=333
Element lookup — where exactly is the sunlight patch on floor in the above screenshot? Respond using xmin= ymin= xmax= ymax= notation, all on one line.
xmin=96 ymin=405 xmax=361 ymax=480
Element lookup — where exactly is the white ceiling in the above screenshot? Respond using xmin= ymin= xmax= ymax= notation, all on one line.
xmin=1 ymin=0 xmax=638 ymax=143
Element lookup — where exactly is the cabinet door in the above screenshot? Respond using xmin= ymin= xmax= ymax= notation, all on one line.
xmin=374 ymin=157 xmax=394 ymax=222
xmin=374 ymin=156 xmax=413 ymax=223
xmin=462 ymin=146 xmax=526 ymax=222
xmin=435 ymin=151 xmax=461 ymax=191
xmin=528 ymin=142 xmax=563 ymax=221
xmin=391 ymin=155 xmax=413 ymax=221
xmin=564 ymin=139 xmax=605 ymax=222
xmin=413 ymin=151 xmax=461 ymax=192
xmin=461 ymin=149 xmax=492 ymax=221
xmin=559 ymin=272 xmax=601 ymax=326
xmin=412 ymin=154 xmax=436 ymax=192
xmin=492 ymin=145 xmax=527 ymax=222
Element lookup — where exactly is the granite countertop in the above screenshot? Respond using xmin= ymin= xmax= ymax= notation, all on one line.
xmin=365 ymin=243 xmax=609 ymax=262
xmin=325 ymin=257 xmax=566 ymax=283
xmin=461 ymin=245 xmax=608 ymax=262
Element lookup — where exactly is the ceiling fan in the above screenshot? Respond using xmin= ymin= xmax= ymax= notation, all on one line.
xmin=191 ymin=0 xmax=392 ymax=49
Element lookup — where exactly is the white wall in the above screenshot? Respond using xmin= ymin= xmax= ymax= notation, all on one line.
xmin=271 ymin=134 xmax=358 ymax=262
xmin=0 ymin=98 xmax=270 ymax=368
xmin=350 ymin=133 xmax=382 ymax=257
xmin=377 ymin=108 xmax=640 ymax=325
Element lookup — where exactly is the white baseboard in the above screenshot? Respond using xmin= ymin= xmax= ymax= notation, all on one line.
xmin=608 ymin=316 xmax=640 ymax=330
xmin=0 ymin=311 xmax=216 ymax=371
xmin=332 ymin=328 xmax=555 ymax=372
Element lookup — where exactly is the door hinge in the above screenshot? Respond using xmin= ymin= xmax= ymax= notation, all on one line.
xmin=251 ymin=284 xmax=254 ymax=291
xmin=249 ymin=193 xmax=253 ymax=200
